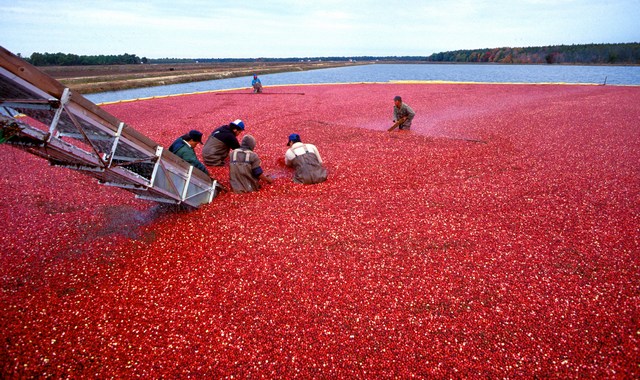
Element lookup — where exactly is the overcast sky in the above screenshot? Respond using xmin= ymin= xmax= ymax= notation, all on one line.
xmin=2 ymin=0 xmax=639 ymax=59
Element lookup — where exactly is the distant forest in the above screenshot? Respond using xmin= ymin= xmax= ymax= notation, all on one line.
xmin=22 ymin=42 xmax=639 ymax=66
xmin=22 ymin=53 xmax=423 ymax=66
xmin=25 ymin=52 xmax=145 ymax=66
xmin=425 ymin=43 xmax=640 ymax=64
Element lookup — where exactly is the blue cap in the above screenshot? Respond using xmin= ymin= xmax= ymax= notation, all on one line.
xmin=230 ymin=119 xmax=245 ymax=130
xmin=287 ymin=133 xmax=301 ymax=146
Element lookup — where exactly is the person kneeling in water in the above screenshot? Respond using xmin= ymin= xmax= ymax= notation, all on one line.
xmin=284 ymin=133 xmax=327 ymax=184
xmin=229 ymin=135 xmax=273 ymax=193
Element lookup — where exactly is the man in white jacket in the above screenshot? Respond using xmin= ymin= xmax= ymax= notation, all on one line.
xmin=284 ymin=133 xmax=327 ymax=185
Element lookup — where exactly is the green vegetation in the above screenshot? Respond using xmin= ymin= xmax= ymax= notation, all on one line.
xmin=425 ymin=43 xmax=640 ymax=64
xmin=24 ymin=53 xmax=422 ymax=66
xmin=26 ymin=52 xmax=147 ymax=66
xmin=24 ymin=43 xmax=640 ymax=66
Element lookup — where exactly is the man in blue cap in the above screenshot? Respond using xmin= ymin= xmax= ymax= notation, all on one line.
xmin=252 ymin=74 xmax=263 ymax=93
xmin=168 ymin=129 xmax=209 ymax=175
xmin=284 ymin=133 xmax=327 ymax=184
xmin=202 ymin=119 xmax=245 ymax=166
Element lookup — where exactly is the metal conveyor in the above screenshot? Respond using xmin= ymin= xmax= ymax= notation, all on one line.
xmin=0 ymin=46 xmax=219 ymax=208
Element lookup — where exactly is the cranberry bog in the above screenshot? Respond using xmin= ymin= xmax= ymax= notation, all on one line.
xmin=1 ymin=83 xmax=638 ymax=377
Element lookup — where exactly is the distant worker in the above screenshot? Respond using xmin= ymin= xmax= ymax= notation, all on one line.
xmin=202 ymin=119 xmax=245 ymax=166
xmin=229 ymin=135 xmax=273 ymax=193
xmin=168 ymin=129 xmax=209 ymax=175
xmin=392 ymin=95 xmax=415 ymax=130
xmin=284 ymin=133 xmax=327 ymax=184
xmin=252 ymin=74 xmax=263 ymax=93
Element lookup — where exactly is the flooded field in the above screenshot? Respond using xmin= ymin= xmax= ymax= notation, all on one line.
xmin=1 ymin=83 xmax=639 ymax=378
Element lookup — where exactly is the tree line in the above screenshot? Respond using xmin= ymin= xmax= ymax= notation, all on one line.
xmin=113 ymin=56 xmax=426 ymax=64
xmin=23 ymin=52 xmax=424 ymax=66
xmin=23 ymin=43 xmax=640 ymax=66
xmin=25 ymin=52 xmax=147 ymax=66
xmin=425 ymin=43 xmax=640 ymax=64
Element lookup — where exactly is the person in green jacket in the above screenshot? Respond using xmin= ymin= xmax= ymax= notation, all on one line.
xmin=168 ymin=130 xmax=209 ymax=175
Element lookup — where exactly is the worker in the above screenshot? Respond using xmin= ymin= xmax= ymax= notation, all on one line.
xmin=252 ymin=74 xmax=263 ymax=93
xmin=284 ymin=133 xmax=327 ymax=184
xmin=202 ymin=119 xmax=245 ymax=166
xmin=168 ymin=129 xmax=209 ymax=175
xmin=392 ymin=95 xmax=416 ymax=130
xmin=229 ymin=135 xmax=273 ymax=193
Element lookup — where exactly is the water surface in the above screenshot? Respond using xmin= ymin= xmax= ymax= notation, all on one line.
xmin=87 ymin=63 xmax=640 ymax=103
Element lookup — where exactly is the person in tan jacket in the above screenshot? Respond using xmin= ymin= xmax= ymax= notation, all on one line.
xmin=284 ymin=133 xmax=327 ymax=184
xmin=229 ymin=135 xmax=273 ymax=193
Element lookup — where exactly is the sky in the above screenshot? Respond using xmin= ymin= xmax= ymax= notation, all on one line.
xmin=2 ymin=0 xmax=639 ymax=59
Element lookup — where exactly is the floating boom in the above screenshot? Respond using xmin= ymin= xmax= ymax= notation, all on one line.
xmin=0 ymin=46 xmax=219 ymax=208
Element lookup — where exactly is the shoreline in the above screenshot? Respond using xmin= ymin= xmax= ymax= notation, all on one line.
xmin=41 ymin=61 xmax=372 ymax=94
xmin=41 ymin=60 xmax=640 ymax=94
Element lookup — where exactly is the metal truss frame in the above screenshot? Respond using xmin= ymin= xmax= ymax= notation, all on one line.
xmin=0 ymin=46 xmax=218 ymax=208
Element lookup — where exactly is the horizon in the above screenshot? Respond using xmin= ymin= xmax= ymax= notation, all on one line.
xmin=16 ymin=41 xmax=640 ymax=61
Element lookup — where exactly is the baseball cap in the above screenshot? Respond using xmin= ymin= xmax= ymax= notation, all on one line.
xmin=230 ymin=119 xmax=245 ymax=130
xmin=287 ymin=133 xmax=301 ymax=146
xmin=394 ymin=96 xmax=402 ymax=102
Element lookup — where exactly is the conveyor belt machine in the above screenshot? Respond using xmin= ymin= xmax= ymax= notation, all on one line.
xmin=0 ymin=46 xmax=219 ymax=208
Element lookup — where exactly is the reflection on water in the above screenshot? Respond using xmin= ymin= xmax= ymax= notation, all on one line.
xmin=87 ymin=63 xmax=640 ymax=104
